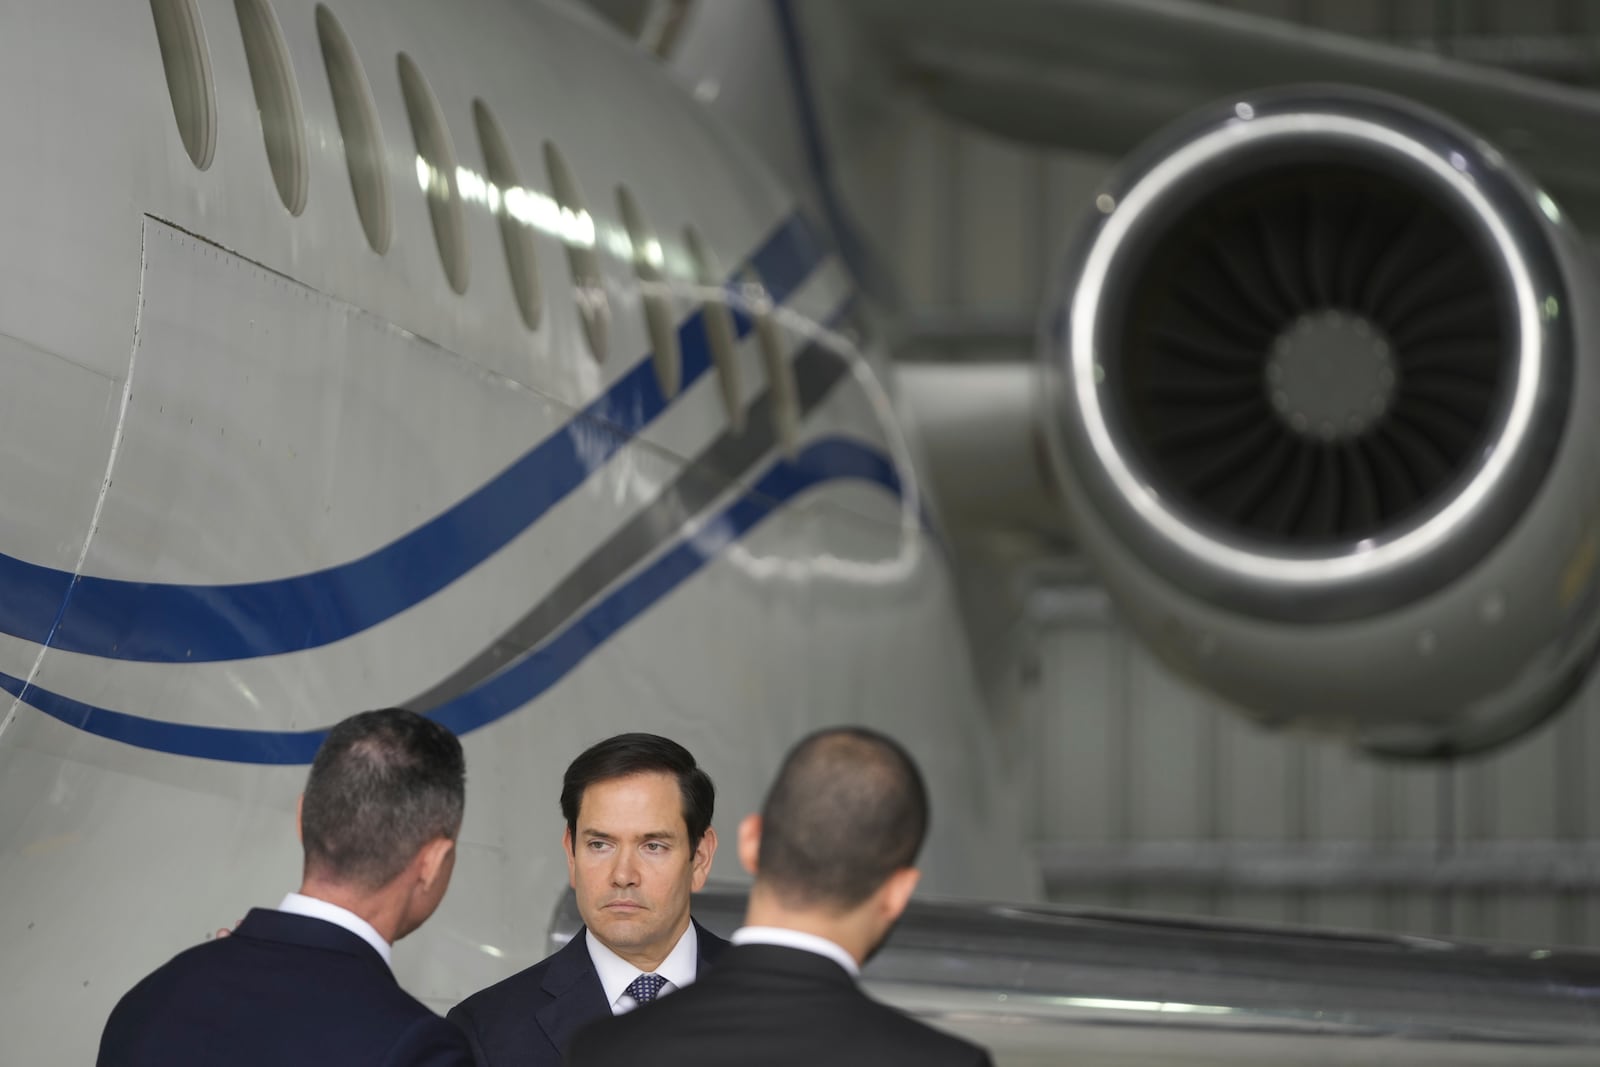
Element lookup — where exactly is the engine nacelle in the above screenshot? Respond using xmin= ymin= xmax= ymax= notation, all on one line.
xmin=1043 ymin=86 xmax=1600 ymax=757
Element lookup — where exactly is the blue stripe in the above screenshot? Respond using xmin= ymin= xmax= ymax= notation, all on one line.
xmin=1 ymin=212 xmax=829 ymax=664
xmin=6 ymin=437 xmax=905 ymax=764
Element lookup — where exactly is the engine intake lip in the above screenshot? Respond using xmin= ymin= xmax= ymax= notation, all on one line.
xmin=1045 ymin=88 xmax=1573 ymax=623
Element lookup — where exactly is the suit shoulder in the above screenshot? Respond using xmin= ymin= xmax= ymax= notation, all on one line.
xmin=860 ymin=997 xmax=990 ymax=1064
xmin=563 ymin=1011 xmax=632 ymax=1066
xmin=694 ymin=920 xmax=730 ymax=950
xmin=106 ymin=937 xmax=229 ymax=1009
xmin=568 ymin=986 xmax=988 ymax=1067
xmin=447 ymin=951 xmax=563 ymax=1023
xmin=387 ymin=1011 xmax=475 ymax=1067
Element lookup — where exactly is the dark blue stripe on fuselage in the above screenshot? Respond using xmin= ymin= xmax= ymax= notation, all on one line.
xmin=5 ymin=436 xmax=904 ymax=763
xmin=0 ymin=212 xmax=827 ymax=664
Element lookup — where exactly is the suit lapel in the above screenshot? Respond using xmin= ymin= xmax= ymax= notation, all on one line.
xmin=535 ymin=932 xmax=611 ymax=1055
xmin=693 ymin=919 xmax=729 ymax=971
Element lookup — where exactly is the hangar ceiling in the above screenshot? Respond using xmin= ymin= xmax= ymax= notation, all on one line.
xmin=1212 ymin=0 xmax=1600 ymax=87
xmin=580 ymin=0 xmax=1600 ymax=90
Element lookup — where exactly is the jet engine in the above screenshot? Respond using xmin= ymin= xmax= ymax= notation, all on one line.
xmin=1042 ymin=87 xmax=1600 ymax=756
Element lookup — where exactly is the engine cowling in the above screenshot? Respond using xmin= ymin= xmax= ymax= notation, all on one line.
xmin=1043 ymin=86 xmax=1600 ymax=757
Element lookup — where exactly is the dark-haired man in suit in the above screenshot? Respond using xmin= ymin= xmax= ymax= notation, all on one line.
xmin=448 ymin=733 xmax=727 ymax=1066
xmin=98 ymin=708 xmax=472 ymax=1066
xmin=568 ymin=726 xmax=993 ymax=1067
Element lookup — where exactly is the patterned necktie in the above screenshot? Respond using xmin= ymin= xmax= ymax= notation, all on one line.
xmin=625 ymin=973 xmax=667 ymax=1005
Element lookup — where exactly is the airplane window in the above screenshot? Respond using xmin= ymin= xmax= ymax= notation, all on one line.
xmin=316 ymin=5 xmax=389 ymax=253
xmin=397 ymin=53 xmax=468 ymax=294
xmin=617 ymin=185 xmax=681 ymax=398
xmin=472 ymin=100 xmax=542 ymax=331
xmin=542 ymin=141 xmax=608 ymax=362
xmin=149 ymin=0 xmax=216 ymax=170
xmin=234 ymin=0 xmax=308 ymax=216
xmin=684 ymin=226 xmax=742 ymax=431
xmin=742 ymin=264 xmax=798 ymax=452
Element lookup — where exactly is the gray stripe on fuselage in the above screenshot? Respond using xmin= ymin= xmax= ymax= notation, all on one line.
xmin=406 ymin=314 xmax=862 ymax=712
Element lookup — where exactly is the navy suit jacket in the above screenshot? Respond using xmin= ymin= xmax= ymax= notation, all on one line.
xmin=97 ymin=908 xmax=472 ymax=1067
xmin=447 ymin=920 xmax=728 ymax=1067
xmin=567 ymin=943 xmax=993 ymax=1067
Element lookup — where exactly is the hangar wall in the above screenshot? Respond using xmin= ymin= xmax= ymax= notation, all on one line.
xmin=1027 ymin=609 xmax=1600 ymax=947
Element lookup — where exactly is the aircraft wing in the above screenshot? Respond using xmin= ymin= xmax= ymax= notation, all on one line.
xmin=850 ymin=0 xmax=1600 ymax=225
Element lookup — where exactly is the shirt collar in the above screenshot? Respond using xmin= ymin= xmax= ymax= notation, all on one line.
xmin=586 ymin=922 xmax=699 ymax=1014
xmin=730 ymin=926 xmax=860 ymax=977
xmin=277 ymin=892 xmax=392 ymax=968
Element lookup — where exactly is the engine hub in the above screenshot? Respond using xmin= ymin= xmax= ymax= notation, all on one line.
xmin=1265 ymin=309 xmax=1395 ymax=442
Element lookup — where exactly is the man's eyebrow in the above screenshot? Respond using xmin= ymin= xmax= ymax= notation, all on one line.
xmin=579 ymin=829 xmax=681 ymax=841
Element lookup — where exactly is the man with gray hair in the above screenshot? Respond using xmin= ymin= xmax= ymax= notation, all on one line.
xmin=98 ymin=708 xmax=473 ymax=1066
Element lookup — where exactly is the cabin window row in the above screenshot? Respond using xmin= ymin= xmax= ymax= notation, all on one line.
xmin=149 ymin=0 xmax=778 ymax=423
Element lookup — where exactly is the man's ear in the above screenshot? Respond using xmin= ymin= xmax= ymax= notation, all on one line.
xmin=295 ymin=794 xmax=304 ymax=843
xmin=737 ymin=814 xmax=762 ymax=876
xmin=690 ymin=826 xmax=718 ymax=891
xmin=563 ymin=826 xmax=578 ymax=889
xmin=418 ymin=837 xmax=455 ymax=890
xmin=878 ymin=867 xmax=921 ymax=925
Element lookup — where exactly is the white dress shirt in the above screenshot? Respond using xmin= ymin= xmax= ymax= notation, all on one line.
xmin=730 ymin=926 xmax=860 ymax=977
xmin=587 ymin=922 xmax=700 ymax=1015
xmin=277 ymin=892 xmax=392 ymax=968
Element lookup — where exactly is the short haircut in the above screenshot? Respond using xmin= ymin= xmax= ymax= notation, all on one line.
xmin=561 ymin=733 xmax=715 ymax=849
xmin=300 ymin=708 xmax=466 ymax=890
xmin=756 ymin=727 xmax=928 ymax=910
